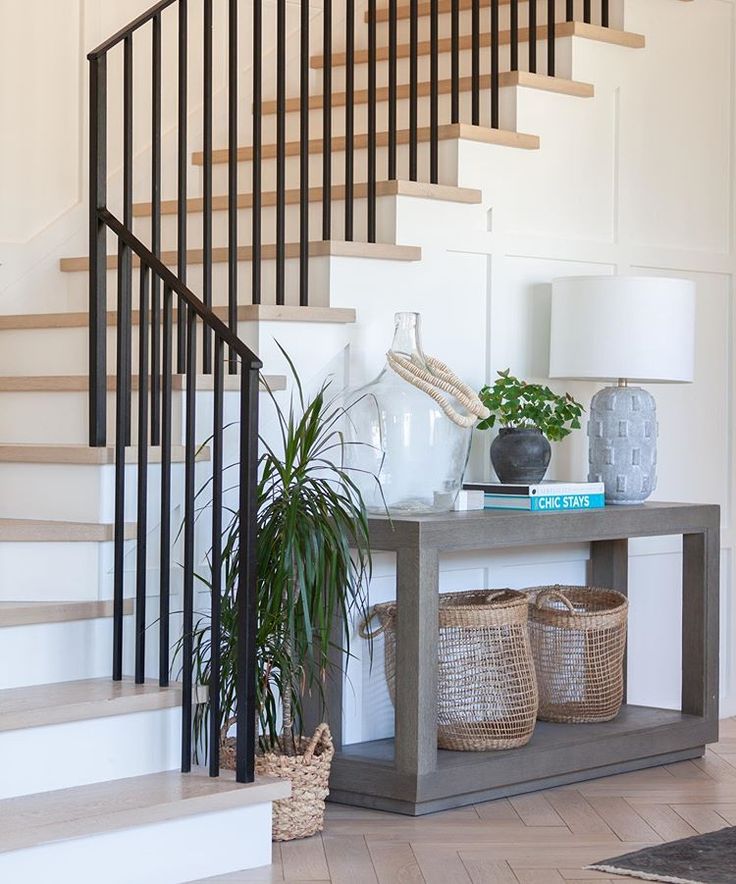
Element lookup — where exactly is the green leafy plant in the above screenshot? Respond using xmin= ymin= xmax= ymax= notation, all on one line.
xmin=477 ymin=370 xmax=584 ymax=442
xmin=185 ymin=349 xmax=374 ymax=761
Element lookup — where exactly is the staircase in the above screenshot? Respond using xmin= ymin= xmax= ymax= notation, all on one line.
xmin=0 ymin=0 xmax=691 ymax=881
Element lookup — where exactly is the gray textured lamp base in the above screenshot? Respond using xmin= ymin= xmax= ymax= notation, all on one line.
xmin=588 ymin=385 xmax=658 ymax=505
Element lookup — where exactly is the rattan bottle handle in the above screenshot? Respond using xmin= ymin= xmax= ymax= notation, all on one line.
xmin=303 ymin=723 xmax=334 ymax=763
xmin=535 ymin=588 xmax=576 ymax=613
xmin=386 ymin=351 xmax=491 ymax=429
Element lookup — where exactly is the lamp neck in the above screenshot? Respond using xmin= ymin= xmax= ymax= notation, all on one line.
xmin=617 ymin=378 xmax=629 ymax=388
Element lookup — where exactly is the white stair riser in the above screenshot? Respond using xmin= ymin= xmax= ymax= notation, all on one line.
xmin=0 ymin=707 xmax=181 ymax=799
xmin=0 ymin=801 xmax=272 ymax=884
xmin=0 ymin=543 xmax=118 ymax=608
xmin=0 ymin=616 xmax=131 ymax=687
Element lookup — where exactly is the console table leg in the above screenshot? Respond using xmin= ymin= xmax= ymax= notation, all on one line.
xmin=682 ymin=529 xmax=719 ymax=735
xmin=590 ymin=539 xmax=629 ymax=699
xmin=395 ymin=546 xmax=439 ymax=777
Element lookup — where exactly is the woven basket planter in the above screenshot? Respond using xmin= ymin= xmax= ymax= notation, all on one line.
xmin=221 ymin=722 xmax=334 ymax=842
xmin=361 ymin=589 xmax=539 ymax=751
xmin=527 ymin=585 xmax=629 ymax=724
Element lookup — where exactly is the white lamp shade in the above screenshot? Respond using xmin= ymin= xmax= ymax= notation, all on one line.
xmin=549 ymin=276 xmax=696 ymax=383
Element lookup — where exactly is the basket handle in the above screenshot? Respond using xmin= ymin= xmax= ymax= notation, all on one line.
xmin=535 ymin=587 xmax=576 ymax=613
xmin=484 ymin=590 xmax=509 ymax=604
xmin=303 ymin=722 xmax=333 ymax=763
xmin=358 ymin=604 xmax=396 ymax=640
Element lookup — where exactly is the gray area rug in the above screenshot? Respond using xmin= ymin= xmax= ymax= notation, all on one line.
xmin=587 ymin=826 xmax=736 ymax=883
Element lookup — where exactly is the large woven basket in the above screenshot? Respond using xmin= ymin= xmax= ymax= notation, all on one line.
xmin=527 ymin=586 xmax=628 ymax=724
xmin=360 ymin=589 xmax=539 ymax=751
xmin=221 ymin=722 xmax=334 ymax=842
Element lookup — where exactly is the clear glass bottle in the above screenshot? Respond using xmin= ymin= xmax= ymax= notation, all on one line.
xmin=344 ymin=312 xmax=473 ymax=514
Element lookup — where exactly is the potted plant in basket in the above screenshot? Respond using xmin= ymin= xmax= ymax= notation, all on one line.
xmin=477 ymin=370 xmax=584 ymax=484
xmin=187 ymin=352 xmax=374 ymax=842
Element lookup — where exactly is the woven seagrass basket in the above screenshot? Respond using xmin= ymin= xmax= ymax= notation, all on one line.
xmin=360 ymin=589 xmax=539 ymax=751
xmin=527 ymin=586 xmax=629 ymax=724
xmin=221 ymin=721 xmax=334 ymax=841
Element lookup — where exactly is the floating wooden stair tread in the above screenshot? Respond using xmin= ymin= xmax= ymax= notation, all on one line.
xmin=0 ymin=443 xmax=207 ymax=465
xmin=0 ymin=374 xmax=286 ymax=393
xmin=0 ymin=678 xmax=184 ymax=734
xmin=195 ymin=122 xmax=538 ymax=166
xmin=0 ymin=599 xmax=133 ymax=628
xmin=0 ymin=304 xmax=357 ymax=331
xmin=310 ymin=21 xmax=646 ymax=67
xmin=262 ymin=70 xmax=593 ymax=115
xmin=133 ymin=179 xmax=482 ymax=217
xmin=60 ymin=240 xmax=421 ymax=273
xmin=0 ymin=768 xmax=289 ymax=855
xmin=0 ymin=519 xmax=134 ymax=543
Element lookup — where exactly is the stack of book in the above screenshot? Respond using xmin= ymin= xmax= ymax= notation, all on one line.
xmin=463 ymin=481 xmax=606 ymax=512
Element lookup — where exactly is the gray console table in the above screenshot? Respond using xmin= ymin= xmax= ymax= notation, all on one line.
xmin=325 ymin=502 xmax=720 ymax=815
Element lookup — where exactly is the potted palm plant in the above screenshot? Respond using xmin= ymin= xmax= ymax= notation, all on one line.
xmin=477 ymin=370 xmax=584 ymax=484
xmin=188 ymin=352 xmax=374 ymax=841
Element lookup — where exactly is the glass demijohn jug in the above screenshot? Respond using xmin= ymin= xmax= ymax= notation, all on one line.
xmin=345 ymin=312 xmax=474 ymax=514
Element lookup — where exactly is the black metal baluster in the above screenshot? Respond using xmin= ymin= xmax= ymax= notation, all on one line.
xmin=529 ymin=0 xmax=537 ymax=73
xmin=510 ymin=0 xmax=519 ymax=71
xmin=566 ymin=0 xmax=573 ymax=22
xmin=203 ymin=0 xmax=213 ymax=373
xmin=123 ymin=36 xmax=134 ymax=446
xmin=209 ymin=337 xmax=224 ymax=777
xmin=300 ymin=0 xmax=310 ymax=302
xmin=409 ymin=0 xmax=418 ymax=178
xmin=235 ymin=368 xmax=260 ymax=784
xmin=345 ymin=0 xmax=355 ymax=239
xmin=491 ymin=0 xmax=499 ymax=128
xmin=602 ymin=0 xmax=609 ymax=27
xmin=135 ymin=266 xmax=150 ymax=684
xmin=584 ymin=0 xmax=591 ymax=23
xmin=252 ymin=0 xmax=262 ymax=304
xmin=429 ymin=0 xmax=438 ymax=183
xmin=547 ymin=0 xmax=556 ymax=76
xmin=229 ymin=0 xmax=239 ymax=364
xmin=159 ymin=283 xmax=173 ymax=687
xmin=471 ymin=0 xmax=479 ymax=125
xmin=450 ymin=0 xmax=459 ymax=124
xmin=177 ymin=0 xmax=188 ymax=373
xmin=181 ymin=307 xmax=197 ymax=772
xmin=276 ymin=0 xmax=286 ymax=305
xmin=113 ymin=240 xmax=131 ymax=682
xmin=89 ymin=54 xmax=107 ymax=448
xmin=323 ymin=0 xmax=333 ymax=234
xmin=151 ymin=14 xmax=162 ymax=444
xmin=388 ymin=0 xmax=397 ymax=179
xmin=368 ymin=0 xmax=377 ymax=240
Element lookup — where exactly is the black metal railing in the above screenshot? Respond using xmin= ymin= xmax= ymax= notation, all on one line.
xmin=88 ymin=0 xmax=261 ymax=783
xmin=88 ymin=0 xmax=617 ymax=780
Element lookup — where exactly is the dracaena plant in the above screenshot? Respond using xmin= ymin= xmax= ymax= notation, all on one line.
xmin=477 ymin=369 xmax=584 ymax=442
xmin=185 ymin=348 xmax=374 ymax=760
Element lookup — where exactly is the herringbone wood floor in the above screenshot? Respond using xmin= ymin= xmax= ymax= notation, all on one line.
xmin=195 ymin=718 xmax=736 ymax=883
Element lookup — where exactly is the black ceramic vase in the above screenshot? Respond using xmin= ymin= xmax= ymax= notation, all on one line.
xmin=491 ymin=428 xmax=551 ymax=484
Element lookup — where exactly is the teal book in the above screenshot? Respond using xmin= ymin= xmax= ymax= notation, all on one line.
xmin=483 ymin=492 xmax=606 ymax=512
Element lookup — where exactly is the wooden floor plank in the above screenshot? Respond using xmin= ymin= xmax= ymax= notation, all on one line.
xmin=670 ymin=803 xmax=731 ymax=834
xmin=410 ymin=845 xmax=473 ymax=884
xmin=544 ymin=792 xmax=615 ymax=836
xmin=632 ymin=803 xmax=699 ymax=841
xmin=322 ymin=835 xmax=378 ymax=884
xmin=585 ymin=797 xmax=661 ymax=842
xmin=473 ymin=798 xmax=523 ymax=824
xmin=366 ymin=841 xmax=425 ymax=883
xmin=458 ymin=854 xmax=517 ymax=883
xmin=510 ymin=869 xmax=566 ymax=883
xmin=281 ymin=836 xmax=331 ymax=881
xmin=509 ymin=793 xmax=566 ymax=827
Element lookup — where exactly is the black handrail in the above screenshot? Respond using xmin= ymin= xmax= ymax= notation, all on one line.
xmin=88 ymin=0 xmax=179 ymax=59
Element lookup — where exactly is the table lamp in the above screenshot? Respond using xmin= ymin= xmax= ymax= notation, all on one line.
xmin=549 ymin=276 xmax=696 ymax=505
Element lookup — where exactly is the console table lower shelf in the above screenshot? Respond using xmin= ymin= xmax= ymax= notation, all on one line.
xmin=315 ymin=503 xmax=720 ymax=816
xmin=329 ymin=705 xmax=708 ymax=815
